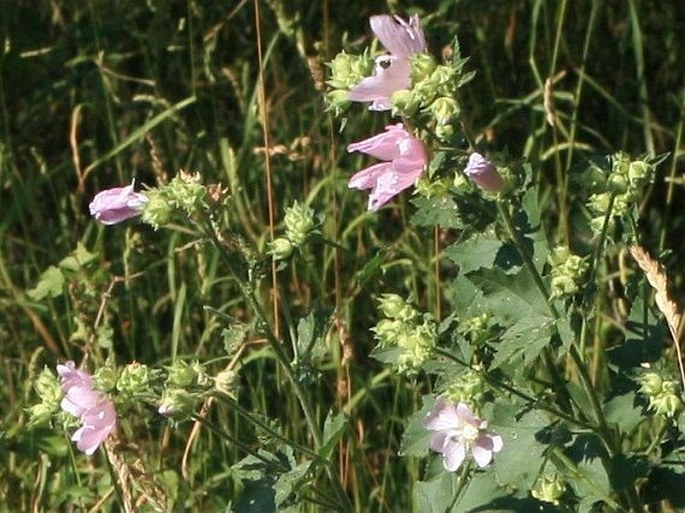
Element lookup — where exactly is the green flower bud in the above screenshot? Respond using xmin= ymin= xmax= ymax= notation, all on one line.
xmin=268 ymin=237 xmax=294 ymax=261
xmin=214 ymin=369 xmax=238 ymax=397
xmin=284 ymin=201 xmax=317 ymax=246
xmin=429 ymin=97 xmax=460 ymax=125
xmin=326 ymin=51 xmax=372 ymax=90
xmin=588 ymin=192 xmax=611 ymax=215
xmin=410 ymin=53 xmax=437 ymax=83
xmin=435 ymin=124 xmax=455 ymax=142
xmin=651 ymin=390 xmax=682 ymax=418
xmin=607 ymin=173 xmax=628 ymax=194
xmin=117 ymin=362 xmax=153 ymax=398
xmin=167 ymin=360 xmax=199 ymax=388
xmin=638 ymin=372 xmax=663 ymax=396
xmin=377 ymin=294 xmax=417 ymax=322
xmin=158 ymin=388 xmax=197 ymax=420
xmin=548 ymin=246 xmax=588 ymax=300
xmin=27 ymin=402 xmax=57 ymax=427
xmin=166 ymin=172 xmax=207 ymax=214
xmin=390 ymin=89 xmax=419 ymax=116
xmin=444 ymin=370 xmax=485 ymax=406
xmin=325 ymin=89 xmax=351 ymax=115
xmin=531 ymin=473 xmax=566 ymax=505
xmin=93 ymin=366 xmax=118 ymax=393
xmin=34 ymin=367 xmax=62 ymax=405
xmin=373 ymin=318 xmax=406 ymax=348
xmin=141 ymin=188 xmax=172 ymax=229
xmin=612 ymin=152 xmax=631 ymax=178
xmin=628 ymin=160 xmax=652 ymax=187
xmin=459 ymin=313 xmax=494 ymax=346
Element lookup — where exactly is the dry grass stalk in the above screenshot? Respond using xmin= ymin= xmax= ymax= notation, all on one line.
xmin=629 ymin=245 xmax=685 ymax=387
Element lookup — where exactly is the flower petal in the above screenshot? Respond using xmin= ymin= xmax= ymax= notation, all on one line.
xmin=442 ymin=439 xmax=467 ymax=472
xmin=369 ymin=15 xmax=426 ymax=58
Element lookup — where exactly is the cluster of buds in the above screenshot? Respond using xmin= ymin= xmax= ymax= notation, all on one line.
xmin=586 ymin=153 xmax=654 ymax=235
xmin=547 ymin=246 xmax=588 ymax=301
xmin=638 ymin=372 xmax=683 ymax=418
xmin=269 ymin=201 xmax=319 ymax=261
xmin=142 ymin=171 xmax=208 ymax=229
xmin=89 ymin=171 xmax=210 ymax=229
xmin=28 ymin=367 xmax=63 ymax=426
xmin=443 ymin=369 xmax=486 ymax=407
xmin=391 ymin=53 xmax=469 ymax=141
xmin=372 ymin=294 xmax=436 ymax=373
xmin=458 ymin=312 xmax=497 ymax=347
xmin=325 ymin=50 xmax=373 ymax=115
xmin=531 ymin=473 xmax=566 ymax=505
xmin=158 ymin=360 xmax=211 ymax=420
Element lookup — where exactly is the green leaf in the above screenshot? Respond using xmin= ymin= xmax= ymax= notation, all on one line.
xmin=491 ymin=315 xmax=556 ymax=369
xmin=27 ymin=265 xmax=64 ymax=300
xmin=411 ymin=195 xmax=461 ymax=229
xmin=320 ymin=411 xmax=348 ymax=459
xmin=445 ymin=230 xmax=522 ymax=274
xmin=274 ymin=460 xmax=312 ymax=507
xmin=58 ymin=242 xmax=97 ymax=272
xmin=491 ymin=402 xmax=548 ymax=490
xmin=400 ymin=395 xmax=435 ymax=457
xmin=604 ymin=392 xmax=643 ymax=434
xmin=467 ymin=267 xmax=552 ymax=320
xmin=609 ymin=453 xmax=648 ymax=491
xmin=353 ymin=251 xmax=384 ymax=290
xmin=296 ymin=305 xmax=332 ymax=359
xmin=414 ymin=471 xmax=458 ymax=513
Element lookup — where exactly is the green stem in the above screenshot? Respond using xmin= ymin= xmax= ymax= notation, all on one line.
xmin=201 ymin=217 xmax=353 ymax=512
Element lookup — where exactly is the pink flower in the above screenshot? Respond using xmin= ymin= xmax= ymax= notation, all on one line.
xmin=71 ymin=400 xmax=117 ymax=455
xmin=57 ymin=361 xmax=116 ymax=455
xmin=464 ymin=152 xmax=505 ymax=193
xmin=347 ymin=124 xmax=427 ymax=211
xmin=424 ymin=398 xmax=503 ymax=472
xmin=348 ymin=14 xmax=426 ymax=111
xmin=89 ymin=181 xmax=148 ymax=225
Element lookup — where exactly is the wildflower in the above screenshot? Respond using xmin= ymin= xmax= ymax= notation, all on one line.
xmin=57 ymin=361 xmax=116 ymax=455
xmin=347 ymin=124 xmax=427 ymax=211
xmin=348 ymin=14 xmax=426 ymax=111
xmin=284 ymin=201 xmax=317 ymax=246
xmin=71 ymin=399 xmax=117 ymax=455
xmin=424 ymin=398 xmax=502 ymax=471
xmin=89 ymin=181 xmax=148 ymax=225
xmin=463 ymin=152 xmax=505 ymax=193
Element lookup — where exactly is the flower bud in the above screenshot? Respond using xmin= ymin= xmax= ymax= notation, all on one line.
xmin=435 ymin=124 xmax=455 ymax=142
xmin=284 ymin=201 xmax=317 ymax=246
xmin=651 ymin=391 xmax=682 ymax=418
xmin=464 ymin=152 xmax=506 ymax=193
xmin=638 ymin=372 xmax=663 ymax=396
xmin=444 ymin=369 xmax=485 ymax=406
xmin=326 ymin=51 xmax=372 ymax=90
xmin=158 ymin=388 xmax=197 ymax=420
xmin=390 ymin=89 xmax=419 ymax=116
xmin=268 ymin=237 xmax=294 ymax=261
xmin=532 ymin=473 xmax=566 ymax=505
xmin=117 ymin=362 xmax=153 ymax=398
xmin=214 ymin=369 xmax=238 ymax=396
xmin=410 ymin=53 xmax=437 ymax=83
xmin=27 ymin=402 xmax=57 ymax=427
xmin=167 ymin=172 xmax=207 ymax=214
xmin=93 ymin=366 xmax=118 ymax=393
xmin=373 ymin=318 xmax=406 ymax=348
xmin=628 ymin=160 xmax=652 ymax=187
xmin=325 ymin=89 xmax=351 ymax=115
xmin=429 ymin=97 xmax=460 ymax=125
xmin=167 ymin=360 xmax=199 ymax=388
xmin=89 ymin=181 xmax=148 ymax=225
xmin=34 ymin=367 xmax=62 ymax=405
xmin=141 ymin=188 xmax=172 ymax=229
xmin=377 ymin=294 xmax=417 ymax=322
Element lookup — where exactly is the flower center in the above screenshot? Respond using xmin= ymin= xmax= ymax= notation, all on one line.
xmin=462 ymin=424 xmax=479 ymax=441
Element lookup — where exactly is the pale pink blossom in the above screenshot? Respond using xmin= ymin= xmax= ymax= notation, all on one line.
xmin=71 ymin=399 xmax=117 ymax=455
xmin=57 ymin=361 xmax=116 ymax=455
xmin=348 ymin=14 xmax=426 ymax=111
xmin=89 ymin=181 xmax=148 ymax=225
xmin=347 ymin=124 xmax=427 ymax=211
xmin=464 ymin=152 xmax=505 ymax=193
xmin=424 ymin=398 xmax=503 ymax=472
